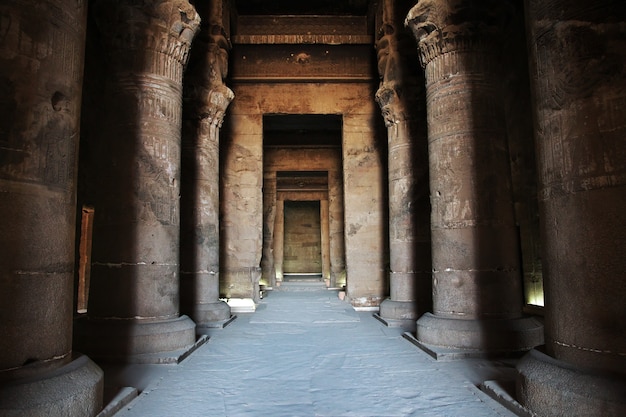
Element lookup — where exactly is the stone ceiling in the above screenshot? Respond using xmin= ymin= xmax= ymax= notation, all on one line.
xmin=234 ymin=0 xmax=372 ymax=16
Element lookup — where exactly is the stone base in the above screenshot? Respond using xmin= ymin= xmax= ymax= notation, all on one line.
xmin=416 ymin=312 xmax=544 ymax=353
xmin=350 ymin=295 xmax=384 ymax=309
xmin=196 ymin=315 xmax=237 ymax=332
xmin=377 ymin=299 xmax=418 ymax=332
xmin=0 ymin=354 xmax=103 ymax=417
xmin=403 ymin=332 xmax=505 ymax=361
xmin=190 ymin=300 xmax=233 ymax=327
xmin=517 ymin=349 xmax=626 ymax=417
xmin=480 ymin=380 xmax=533 ymax=417
xmin=374 ymin=314 xmax=416 ymax=332
xmin=75 ymin=315 xmax=197 ymax=363
xmin=224 ymin=298 xmax=257 ymax=313
xmin=98 ymin=386 xmax=138 ymax=417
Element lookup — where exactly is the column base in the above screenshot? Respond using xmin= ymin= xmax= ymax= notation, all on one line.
xmin=517 ymin=349 xmax=626 ymax=417
xmin=375 ymin=299 xmax=418 ymax=332
xmin=75 ymin=315 xmax=197 ymax=364
xmin=192 ymin=300 xmax=236 ymax=330
xmin=0 ymin=354 xmax=103 ymax=417
xmin=416 ymin=312 xmax=544 ymax=354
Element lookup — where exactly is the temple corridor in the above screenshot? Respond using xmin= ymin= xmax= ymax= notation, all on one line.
xmin=1 ymin=0 xmax=625 ymax=416
xmin=106 ymin=283 xmax=518 ymax=417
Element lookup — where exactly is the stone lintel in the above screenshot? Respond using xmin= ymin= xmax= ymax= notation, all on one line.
xmin=233 ymin=14 xmax=372 ymax=45
xmin=277 ymin=191 xmax=328 ymax=201
xmin=235 ymin=15 xmax=369 ymax=37
xmin=230 ymin=44 xmax=375 ymax=82
xmin=233 ymin=34 xmax=373 ymax=45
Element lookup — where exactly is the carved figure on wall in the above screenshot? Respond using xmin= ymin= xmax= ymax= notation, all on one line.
xmin=185 ymin=0 xmax=234 ymax=129
xmin=375 ymin=0 xmax=403 ymax=127
xmin=375 ymin=0 xmax=423 ymax=127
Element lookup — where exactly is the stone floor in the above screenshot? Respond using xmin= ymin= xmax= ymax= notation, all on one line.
xmin=103 ymin=285 xmax=523 ymax=417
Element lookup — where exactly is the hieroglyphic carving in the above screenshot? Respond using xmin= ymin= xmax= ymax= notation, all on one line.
xmin=530 ymin=12 xmax=626 ymax=201
xmin=0 ymin=1 xmax=85 ymax=192
xmin=93 ymin=0 xmax=200 ymax=80
xmin=407 ymin=1 xmax=514 ymax=230
xmin=235 ymin=15 xmax=368 ymax=37
xmin=137 ymin=85 xmax=181 ymax=122
xmin=92 ymin=1 xmax=200 ymax=226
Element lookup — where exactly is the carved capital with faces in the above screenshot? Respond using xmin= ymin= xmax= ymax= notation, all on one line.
xmin=405 ymin=0 xmax=510 ymax=67
xmin=375 ymin=84 xmax=406 ymax=127
xmin=202 ymin=84 xmax=234 ymax=127
xmin=183 ymin=0 xmax=234 ymax=124
xmin=94 ymin=0 xmax=201 ymax=67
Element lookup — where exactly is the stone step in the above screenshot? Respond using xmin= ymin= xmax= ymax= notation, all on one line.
xmin=276 ymin=281 xmax=327 ymax=291
xmin=282 ymin=274 xmax=323 ymax=282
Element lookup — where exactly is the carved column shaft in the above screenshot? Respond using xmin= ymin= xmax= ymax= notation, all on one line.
xmin=375 ymin=0 xmax=432 ymax=328
xmin=406 ymin=0 xmax=543 ymax=352
xmin=77 ymin=0 xmax=200 ymax=360
xmin=426 ymin=49 xmax=521 ymax=319
xmin=517 ymin=1 xmax=626 ymax=415
xmin=180 ymin=0 xmax=234 ymax=327
xmin=0 ymin=0 xmax=103 ymax=414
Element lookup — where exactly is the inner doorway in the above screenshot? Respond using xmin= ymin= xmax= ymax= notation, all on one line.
xmin=261 ymin=114 xmax=345 ymax=289
xmin=283 ymin=200 xmax=322 ymax=279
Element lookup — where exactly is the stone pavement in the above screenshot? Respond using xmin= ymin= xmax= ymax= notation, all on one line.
xmin=109 ymin=287 xmax=520 ymax=417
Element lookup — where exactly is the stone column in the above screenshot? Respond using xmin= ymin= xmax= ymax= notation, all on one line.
xmin=75 ymin=0 xmax=200 ymax=362
xmin=406 ymin=0 xmax=543 ymax=353
xmin=260 ymin=170 xmax=277 ymax=288
xmin=180 ymin=0 xmax=233 ymax=329
xmin=328 ymin=170 xmax=346 ymax=288
xmin=0 ymin=0 xmax=103 ymax=414
xmin=320 ymin=199 xmax=331 ymax=283
xmin=375 ymin=0 xmax=432 ymax=331
xmin=273 ymin=199 xmax=285 ymax=284
xmin=517 ymin=2 xmax=626 ymax=415
xmin=342 ymin=112 xmax=387 ymax=308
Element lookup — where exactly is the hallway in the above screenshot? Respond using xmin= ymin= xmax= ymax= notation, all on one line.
xmin=109 ymin=286 xmax=518 ymax=417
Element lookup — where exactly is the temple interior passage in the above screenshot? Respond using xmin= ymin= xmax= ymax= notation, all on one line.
xmin=1 ymin=0 xmax=625 ymax=416
xmin=107 ymin=283 xmax=520 ymax=417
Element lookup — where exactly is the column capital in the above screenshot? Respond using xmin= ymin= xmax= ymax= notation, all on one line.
xmin=94 ymin=0 xmax=200 ymax=67
xmin=184 ymin=0 xmax=233 ymax=126
xmin=375 ymin=0 xmax=413 ymax=126
xmin=375 ymin=84 xmax=405 ymax=127
xmin=405 ymin=0 xmax=511 ymax=67
xmin=200 ymin=84 xmax=234 ymax=128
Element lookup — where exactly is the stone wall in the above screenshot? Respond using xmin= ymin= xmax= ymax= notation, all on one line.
xmin=283 ymin=201 xmax=322 ymax=274
xmin=263 ymin=146 xmax=343 ymax=287
xmin=221 ymin=83 xmax=387 ymax=306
